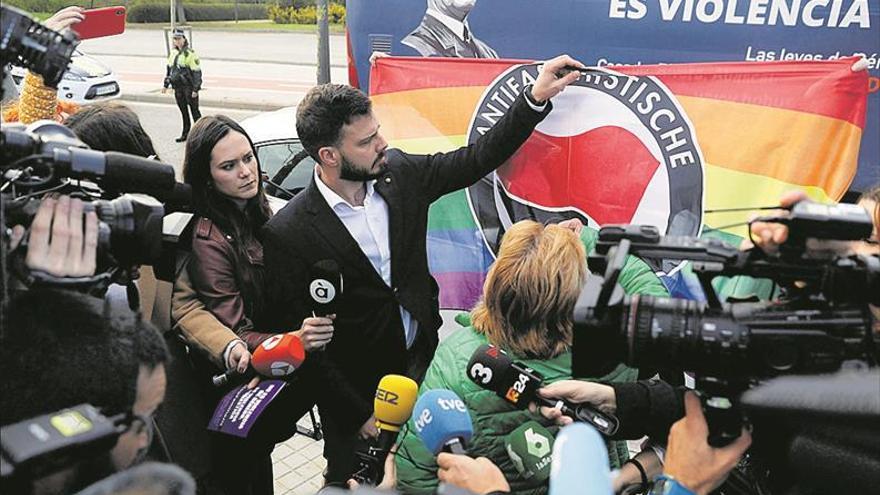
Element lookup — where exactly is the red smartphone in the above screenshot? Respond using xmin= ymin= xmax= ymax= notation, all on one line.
xmin=73 ymin=6 xmax=126 ymax=40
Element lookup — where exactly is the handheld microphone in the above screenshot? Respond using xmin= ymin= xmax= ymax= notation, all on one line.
xmin=353 ymin=375 xmax=419 ymax=485
xmin=412 ymin=390 xmax=473 ymax=455
xmin=505 ymin=421 xmax=554 ymax=483
xmin=550 ymin=423 xmax=613 ymax=495
xmin=374 ymin=375 xmax=419 ymax=450
xmin=467 ymin=344 xmax=619 ymax=436
xmin=310 ymin=259 xmax=342 ymax=317
xmin=212 ymin=333 xmax=306 ymax=387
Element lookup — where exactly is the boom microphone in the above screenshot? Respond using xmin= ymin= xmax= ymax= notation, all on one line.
xmin=310 ymin=259 xmax=342 ymax=317
xmin=412 ymin=390 xmax=473 ymax=455
xmin=467 ymin=344 xmax=619 ymax=436
xmin=505 ymin=420 xmax=555 ymax=483
xmin=549 ymin=423 xmax=612 ymax=495
xmin=353 ymin=375 xmax=419 ymax=485
xmin=212 ymin=333 xmax=306 ymax=386
xmin=2 ymin=126 xmax=177 ymax=193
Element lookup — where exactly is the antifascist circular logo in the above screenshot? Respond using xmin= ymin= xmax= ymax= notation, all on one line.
xmin=465 ymin=63 xmax=704 ymax=273
xmin=309 ymin=279 xmax=336 ymax=304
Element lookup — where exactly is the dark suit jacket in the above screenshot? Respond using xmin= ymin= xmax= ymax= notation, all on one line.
xmin=402 ymin=14 xmax=498 ymax=58
xmin=261 ymin=92 xmax=549 ymax=433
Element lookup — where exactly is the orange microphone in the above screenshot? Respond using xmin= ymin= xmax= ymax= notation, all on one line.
xmin=251 ymin=333 xmax=306 ymax=377
xmin=212 ymin=333 xmax=306 ymax=386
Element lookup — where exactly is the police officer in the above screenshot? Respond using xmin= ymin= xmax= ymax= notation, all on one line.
xmin=163 ymin=28 xmax=202 ymax=142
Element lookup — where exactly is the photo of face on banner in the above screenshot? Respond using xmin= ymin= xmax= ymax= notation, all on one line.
xmin=402 ymin=0 xmax=498 ymax=59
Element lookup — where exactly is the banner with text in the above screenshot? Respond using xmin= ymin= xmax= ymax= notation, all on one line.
xmin=370 ymin=56 xmax=868 ymax=309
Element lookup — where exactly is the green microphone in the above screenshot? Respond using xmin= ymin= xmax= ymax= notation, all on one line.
xmin=504 ymin=420 xmax=554 ymax=482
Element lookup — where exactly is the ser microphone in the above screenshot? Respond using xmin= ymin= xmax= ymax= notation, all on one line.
xmin=310 ymin=259 xmax=342 ymax=317
xmin=353 ymin=375 xmax=420 ymax=485
xmin=412 ymin=390 xmax=473 ymax=455
xmin=550 ymin=423 xmax=613 ymax=495
xmin=212 ymin=333 xmax=306 ymax=387
xmin=374 ymin=375 xmax=419 ymax=452
xmin=467 ymin=344 xmax=619 ymax=436
xmin=505 ymin=420 xmax=555 ymax=483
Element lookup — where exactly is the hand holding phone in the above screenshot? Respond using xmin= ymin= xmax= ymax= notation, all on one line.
xmin=43 ymin=6 xmax=85 ymax=33
xmin=73 ymin=6 xmax=126 ymax=40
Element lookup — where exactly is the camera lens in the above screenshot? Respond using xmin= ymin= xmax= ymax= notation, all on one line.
xmin=623 ymin=295 xmax=751 ymax=375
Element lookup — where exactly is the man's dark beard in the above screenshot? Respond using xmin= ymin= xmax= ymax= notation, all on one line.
xmin=339 ymin=154 xmax=384 ymax=181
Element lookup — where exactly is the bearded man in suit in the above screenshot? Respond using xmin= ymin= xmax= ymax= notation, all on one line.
xmin=261 ymin=54 xmax=584 ymax=485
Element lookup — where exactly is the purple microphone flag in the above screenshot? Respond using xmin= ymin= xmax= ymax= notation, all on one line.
xmin=207 ymin=380 xmax=286 ymax=437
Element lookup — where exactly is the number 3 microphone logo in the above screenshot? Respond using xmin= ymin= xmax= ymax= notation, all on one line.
xmin=469 ymin=363 xmax=493 ymax=384
xmin=309 ymin=279 xmax=336 ymax=304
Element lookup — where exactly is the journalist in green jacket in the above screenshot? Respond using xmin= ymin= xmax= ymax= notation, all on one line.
xmin=395 ymin=220 xmax=668 ymax=495
xmin=163 ymin=28 xmax=202 ymax=142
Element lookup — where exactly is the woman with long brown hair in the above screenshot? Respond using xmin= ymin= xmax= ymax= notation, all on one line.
xmin=176 ymin=115 xmax=322 ymax=494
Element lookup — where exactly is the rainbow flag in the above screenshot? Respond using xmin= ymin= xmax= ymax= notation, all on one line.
xmin=370 ymin=57 xmax=869 ymax=309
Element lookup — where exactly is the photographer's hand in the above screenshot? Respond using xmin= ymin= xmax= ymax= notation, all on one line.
xmin=44 ymin=6 xmax=85 ymax=33
xmin=745 ymin=190 xmax=808 ymax=254
xmin=664 ymin=392 xmax=752 ymax=495
xmin=10 ymin=195 xmax=98 ymax=277
xmin=437 ymin=453 xmax=510 ymax=494
xmin=534 ymin=380 xmax=617 ymax=426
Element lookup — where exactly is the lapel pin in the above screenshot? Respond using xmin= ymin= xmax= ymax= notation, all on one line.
xmin=384 ymin=176 xmax=392 ymax=184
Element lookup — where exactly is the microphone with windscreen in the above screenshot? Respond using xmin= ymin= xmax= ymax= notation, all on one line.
xmin=412 ymin=390 xmax=473 ymax=455
xmin=505 ymin=420 xmax=555 ymax=483
xmin=550 ymin=423 xmax=613 ymax=495
xmin=212 ymin=333 xmax=306 ymax=387
xmin=467 ymin=344 xmax=619 ymax=436
xmin=310 ymin=259 xmax=342 ymax=317
xmin=353 ymin=375 xmax=420 ymax=485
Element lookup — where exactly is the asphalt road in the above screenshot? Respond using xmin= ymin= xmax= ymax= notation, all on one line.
xmin=80 ymin=28 xmax=348 ymax=110
xmin=129 ymin=100 xmax=259 ymax=177
xmin=80 ymin=28 xmax=347 ymax=67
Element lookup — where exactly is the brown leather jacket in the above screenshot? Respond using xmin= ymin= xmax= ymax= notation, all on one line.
xmin=188 ymin=216 xmax=272 ymax=351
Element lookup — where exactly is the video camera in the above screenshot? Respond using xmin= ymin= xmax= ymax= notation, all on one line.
xmin=572 ymin=200 xmax=879 ymax=493
xmin=2 ymin=6 xmax=191 ymax=298
xmin=2 ymin=121 xmax=189 ymax=295
xmin=1 ymin=5 xmax=76 ymax=89
xmin=0 ymin=404 xmax=129 ymax=483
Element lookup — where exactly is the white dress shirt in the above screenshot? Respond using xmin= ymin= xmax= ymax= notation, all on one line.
xmin=314 ymin=168 xmax=418 ymax=348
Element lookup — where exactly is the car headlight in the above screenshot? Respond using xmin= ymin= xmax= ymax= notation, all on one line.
xmin=62 ymin=72 xmax=87 ymax=82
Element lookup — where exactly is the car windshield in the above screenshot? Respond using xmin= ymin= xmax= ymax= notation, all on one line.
xmin=257 ymin=140 xmax=315 ymax=199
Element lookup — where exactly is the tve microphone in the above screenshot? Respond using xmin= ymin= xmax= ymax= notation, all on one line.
xmin=467 ymin=344 xmax=619 ymax=436
xmin=354 ymin=375 xmax=419 ymax=485
xmin=549 ymin=423 xmax=612 ymax=495
xmin=505 ymin=421 xmax=554 ymax=483
xmin=412 ymin=390 xmax=473 ymax=455
xmin=310 ymin=259 xmax=342 ymax=317
xmin=211 ymin=333 xmax=306 ymax=386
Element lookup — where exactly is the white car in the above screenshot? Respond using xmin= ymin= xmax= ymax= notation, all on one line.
xmin=240 ymin=106 xmax=316 ymax=208
xmin=10 ymin=49 xmax=120 ymax=105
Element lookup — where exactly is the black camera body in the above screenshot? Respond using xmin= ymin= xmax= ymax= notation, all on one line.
xmin=572 ymin=205 xmax=879 ymax=493
xmin=2 ymin=122 xmax=184 ymax=295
